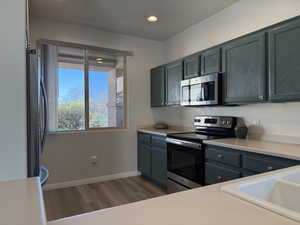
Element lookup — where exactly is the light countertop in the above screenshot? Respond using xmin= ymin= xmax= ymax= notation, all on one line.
xmin=0 ymin=177 xmax=47 ymax=225
xmin=137 ymin=126 xmax=192 ymax=136
xmin=48 ymin=167 xmax=300 ymax=225
xmin=138 ymin=126 xmax=300 ymax=160
xmin=204 ymin=138 xmax=300 ymax=161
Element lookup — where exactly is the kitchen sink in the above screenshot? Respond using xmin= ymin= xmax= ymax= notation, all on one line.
xmin=221 ymin=167 xmax=300 ymax=222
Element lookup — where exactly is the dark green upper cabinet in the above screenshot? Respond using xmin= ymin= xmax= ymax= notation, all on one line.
xmin=201 ymin=47 xmax=221 ymax=75
xmin=222 ymin=32 xmax=267 ymax=104
xmin=166 ymin=60 xmax=183 ymax=105
xmin=269 ymin=18 xmax=300 ymax=102
xmin=150 ymin=66 xmax=165 ymax=107
xmin=183 ymin=54 xmax=200 ymax=79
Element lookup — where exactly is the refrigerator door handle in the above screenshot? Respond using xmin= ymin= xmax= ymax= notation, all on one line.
xmin=40 ymin=79 xmax=48 ymax=150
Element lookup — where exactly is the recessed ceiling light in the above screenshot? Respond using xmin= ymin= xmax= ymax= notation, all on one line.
xmin=147 ymin=16 xmax=158 ymax=23
xmin=97 ymin=61 xmax=103 ymax=64
xmin=96 ymin=58 xmax=103 ymax=61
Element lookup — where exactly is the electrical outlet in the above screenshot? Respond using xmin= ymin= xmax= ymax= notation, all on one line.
xmin=90 ymin=155 xmax=98 ymax=165
xmin=256 ymin=120 xmax=262 ymax=127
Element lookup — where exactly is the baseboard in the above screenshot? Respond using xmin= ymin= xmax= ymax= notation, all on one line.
xmin=43 ymin=171 xmax=141 ymax=191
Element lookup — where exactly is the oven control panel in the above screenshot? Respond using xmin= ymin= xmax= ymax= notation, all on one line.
xmin=194 ymin=116 xmax=236 ymax=129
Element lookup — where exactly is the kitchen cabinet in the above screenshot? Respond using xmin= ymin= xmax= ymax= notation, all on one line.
xmin=269 ymin=18 xmax=300 ymax=102
xmin=222 ymin=32 xmax=267 ymax=104
xmin=183 ymin=54 xmax=200 ymax=79
xmin=137 ymin=132 xmax=167 ymax=188
xmin=138 ymin=133 xmax=152 ymax=178
xmin=151 ymin=66 xmax=165 ymax=107
xmin=206 ymin=145 xmax=241 ymax=167
xmin=205 ymin=145 xmax=300 ymax=185
xmin=166 ymin=60 xmax=183 ymax=105
xmin=201 ymin=47 xmax=221 ymax=75
xmin=150 ymin=16 xmax=300 ymax=106
xmin=151 ymin=146 xmax=167 ymax=187
xmin=242 ymin=154 xmax=296 ymax=173
xmin=205 ymin=162 xmax=241 ymax=185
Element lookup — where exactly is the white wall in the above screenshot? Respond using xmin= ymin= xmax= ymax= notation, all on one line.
xmin=30 ymin=18 xmax=164 ymax=184
xmin=164 ymin=0 xmax=300 ymax=61
xmin=0 ymin=0 xmax=27 ymax=180
xmin=152 ymin=0 xmax=300 ymax=143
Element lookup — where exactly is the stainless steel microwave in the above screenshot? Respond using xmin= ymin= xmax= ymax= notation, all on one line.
xmin=180 ymin=73 xmax=222 ymax=106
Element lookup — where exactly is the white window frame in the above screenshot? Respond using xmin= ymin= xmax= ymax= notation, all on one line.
xmin=38 ymin=39 xmax=132 ymax=133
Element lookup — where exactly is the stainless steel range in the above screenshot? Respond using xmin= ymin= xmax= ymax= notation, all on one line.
xmin=166 ymin=116 xmax=237 ymax=193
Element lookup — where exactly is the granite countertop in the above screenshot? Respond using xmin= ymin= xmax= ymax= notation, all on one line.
xmin=48 ymin=166 xmax=300 ymax=225
xmin=0 ymin=177 xmax=47 ymax=225
xmin=204 ymin=138 xmax=300 ymax=161
xmin=137 ymin=126 xmax=192 ymax=136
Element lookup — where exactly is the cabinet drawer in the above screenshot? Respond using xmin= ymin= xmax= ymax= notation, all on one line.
xmin=152 ymin=135 xmax=166 ymax=148
xmin=205 ymin=163 xmax=241 ymax=185
xmin=206 ymin=146 xmax=241 ymax=167
xmin=242 ymin=155 xmax=292 ymax=173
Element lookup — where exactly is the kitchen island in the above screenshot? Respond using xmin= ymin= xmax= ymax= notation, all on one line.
xmin=0 ymin=177 xmax=47 ymax=225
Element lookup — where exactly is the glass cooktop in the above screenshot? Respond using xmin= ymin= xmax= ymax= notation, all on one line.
xmin=167 ymin=132 xmax=222 ymax=143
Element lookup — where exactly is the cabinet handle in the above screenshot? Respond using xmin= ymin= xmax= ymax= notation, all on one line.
xmin=217 ymin=176 xmax=223 ymax=180
xmin=217 ymin=154 xmax=223 ymax=159
xmin=267 ymin=166 xmax=273 ymax=171
xmin=258 ymin=95 xmax=264 ymax=100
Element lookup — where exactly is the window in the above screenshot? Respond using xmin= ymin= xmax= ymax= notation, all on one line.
xmin=43 ymin=42 xmax=127 ymax=132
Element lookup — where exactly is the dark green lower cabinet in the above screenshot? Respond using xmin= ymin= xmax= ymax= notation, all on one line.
xmin=205 ymin=144 xmax=300 ymax=185
xmin=205 ymin=162 xmax=241 ymax=185
xmin=151 ymin=146 xmax=167 ymax=187
xmin=138 ymin=144 xmax=152 ymax=178
xmin=137 ymin=132 xmax=167 ymax=188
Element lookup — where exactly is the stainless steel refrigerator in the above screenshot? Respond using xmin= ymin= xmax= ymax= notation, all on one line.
xmin=26 ymin=48 xmax=49 ymax=185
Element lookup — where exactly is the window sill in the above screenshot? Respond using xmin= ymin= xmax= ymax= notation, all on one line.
xmin=47 ymin=127 xmax=129 ymax=135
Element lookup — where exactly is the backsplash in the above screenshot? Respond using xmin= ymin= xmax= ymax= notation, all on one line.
xmin=152 ymin=102 xmax=300 ymax=144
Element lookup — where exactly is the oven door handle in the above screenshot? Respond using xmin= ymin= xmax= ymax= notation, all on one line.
xmin=166 ymin=138 xmax=202 ymax=150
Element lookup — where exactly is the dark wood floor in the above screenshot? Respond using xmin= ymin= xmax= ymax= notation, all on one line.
xmin=43 ymin=176 xmax=167 ymax=221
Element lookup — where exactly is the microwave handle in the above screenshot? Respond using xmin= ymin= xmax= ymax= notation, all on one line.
xmin=200 ymin=84 xmax=205 ymax=101
xmin=203 ymin=84 xmax=209 ymax=101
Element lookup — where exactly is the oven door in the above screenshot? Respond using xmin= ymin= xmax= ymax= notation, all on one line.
xmin=180 ymin=79 xmax=190 ymax=106
xmin=166 ymin=138 xmax=204 ymax=188
xmin=190 ymin=73 xmax=221 ymax=106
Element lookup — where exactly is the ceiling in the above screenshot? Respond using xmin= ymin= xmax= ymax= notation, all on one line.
xmin=30 ymin=0 xmax=239 ymax=41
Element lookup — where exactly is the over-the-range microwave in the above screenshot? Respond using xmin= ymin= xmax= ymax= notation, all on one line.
xmin=180 ymin=73 xmax=222 ymax=106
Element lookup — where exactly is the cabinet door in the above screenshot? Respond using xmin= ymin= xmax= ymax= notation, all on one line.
xmin=183 ymin=54 xmax=200 ymax=79
xmin=151 ymin=146 xmax=167 ymax=187
xmin=166 ymin=61 xmax=183 ymax=105
xmin=222 ymin=32 xmax=267 ymax=104
xmin=138 ymin=144 xmax=152 ymax=178
xmin=269 ymin=18 xmax=300 ymax=102
xmin=137 ymin=133 xmax=152 ymax=177
xmin=201 ymin=47 xmax=221 ymax=75
xmin=151 ymin=66 xmax=165 ymax=107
